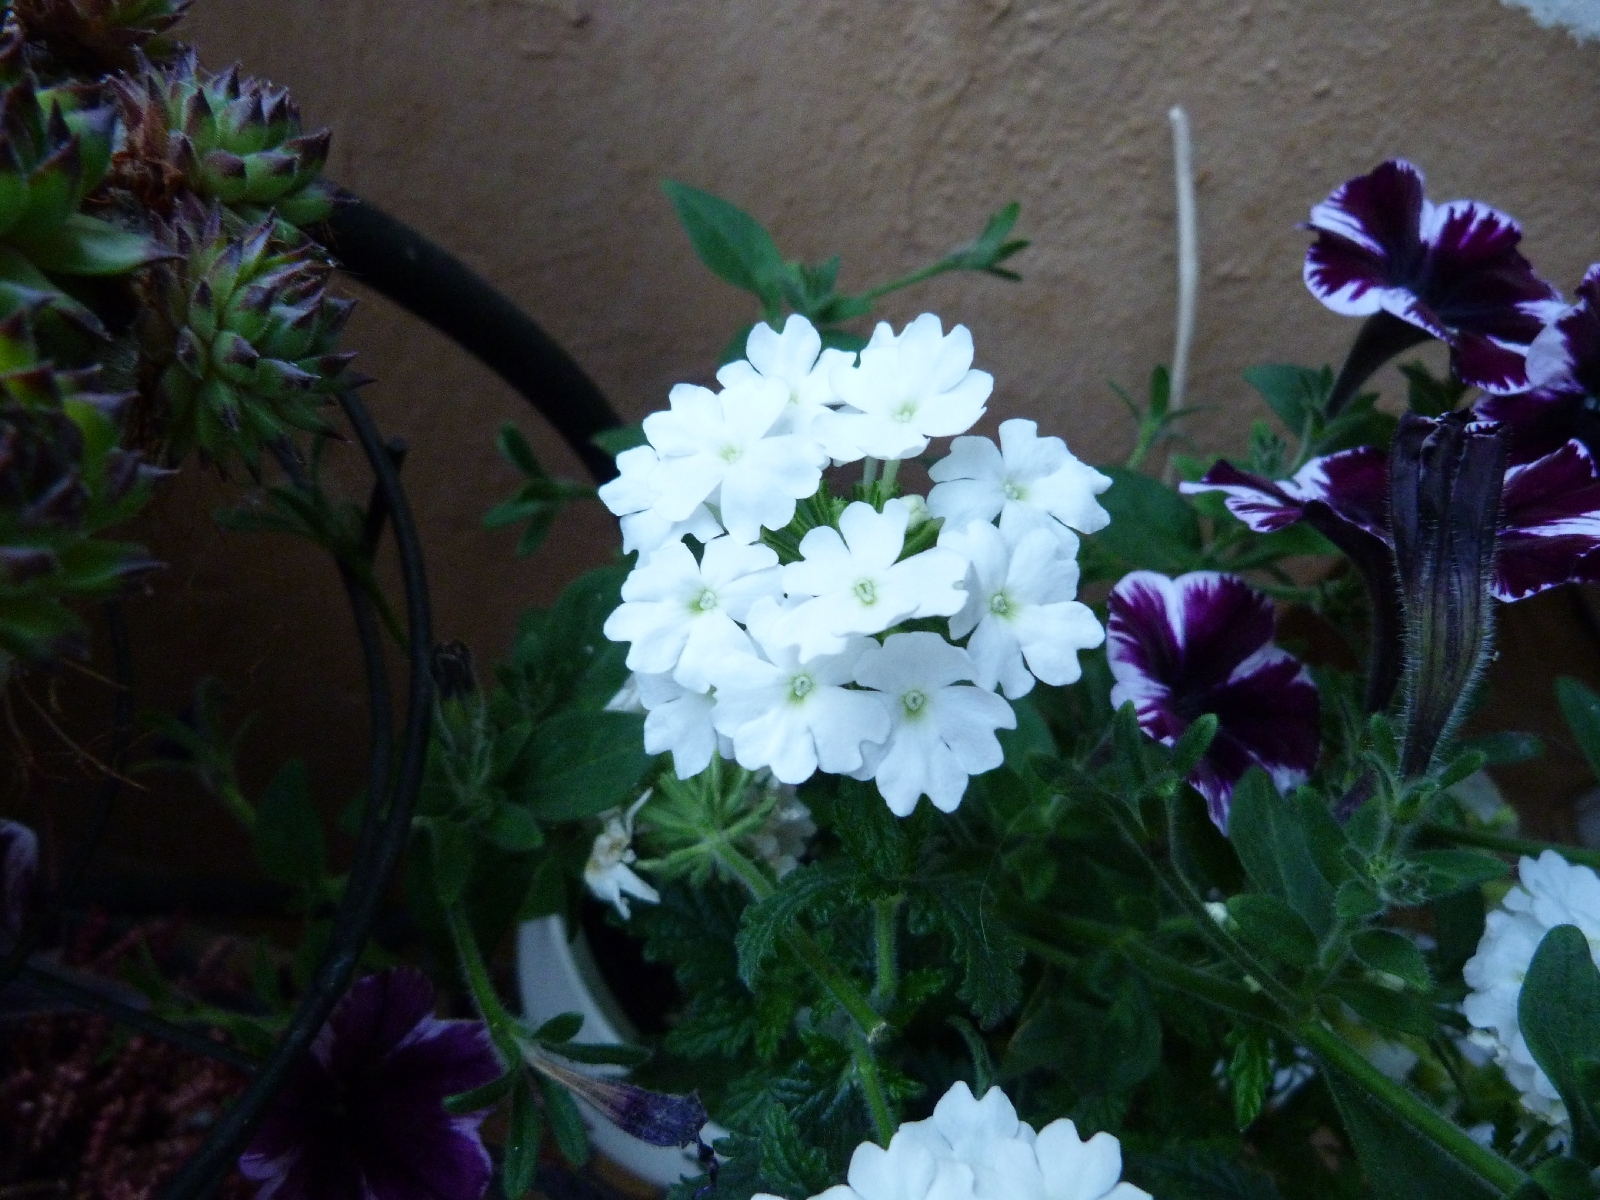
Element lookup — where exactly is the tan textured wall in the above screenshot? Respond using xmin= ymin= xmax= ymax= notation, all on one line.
xmin=90 ymin=0 xmax=1600 ymax=866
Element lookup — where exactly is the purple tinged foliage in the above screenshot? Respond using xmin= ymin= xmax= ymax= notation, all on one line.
xmin=1304 ymin=159 xmax=1560 ymax=394
xmin=1106 ymin=571 xmax=1320 ymax=830
xmin=0 ymin=819 xmax=37 ymax=951
xmin=240 ymin=968 xmax=502 ymax=1200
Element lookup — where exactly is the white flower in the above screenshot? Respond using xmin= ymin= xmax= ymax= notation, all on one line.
xmin=584 ymin=793 xmax=659 ymax=919
xmin=710 ymin=597 xmax=890 ymax=784
xmin=743 ymin=786 xmax=816 ymax=879
xmin=852 ymin=632 xmax=1016 ymax=816
xmin=643 ymin=378 xmax=826 ymax=543
xmin=602 ymin=535 xmax=780 ymax=691
xmin=1463 ymin=850 xmax=1600 ymax=1127
xmin=717 ymin=314 xmax=854 ymax=439
xmin=597 ymin=445 xmax=724 ymax=556
xmin=758 ymin=1080 xmax=1148 ymax=1200
xmin=634 ymin=671 xmax=728 ymax=780
xmin=779 ymin=500 xmax=968 ymax=661
xmin=602 ymin=673 xmax=645 ymax=714
xmin=820 ymin=314 xmax=992 ymax=462
xmin=928 ymin=419 xmax=1112 ymax=556
xmin=941 ymin=522 xmax=1105 ymax=699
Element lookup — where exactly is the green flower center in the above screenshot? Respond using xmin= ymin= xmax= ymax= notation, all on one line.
xmin=892 ymin=400 xmax=919 ymax=423
xmin=989 ymin=591 xmax=1013 ymax=617
xmin=853 ymin=578 xmax=878 ymax=605
xmin=1003 ymin=480 xmax=1026 ymax=501
xmin=789 ymin=674 xmax=815 ymax=702
xmin=691 ymin=587 xmax=719 ymax=613
xmin=901 ymin=688 xmax=929 ymax=718
xmin=719 ymin=443 xmax=743 ymax=463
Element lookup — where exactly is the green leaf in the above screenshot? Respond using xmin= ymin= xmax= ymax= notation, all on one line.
xmin=1329 ymin=978 xmax=1435 ymax=1037
xmin=591 ymin=423 xmax=647 ymax=458
xmin=1458 ymin=731 xmax=1544 ymax=766
xmin=1227 ymin=893 xmax=1318 ymax=968
xmin=1227 ymin=1026 xmax=1273 ymax=1129
xmin=946 ymin=202 xmax=1029 ymax=277
xmin=536 ymin=1011 xmax=585 ymax=1043
xmin=1351 ymin=929 xmax=1431 ymax=989
xmin=756 ymin=1103 xmax=834 ymax=1200
xmin=662 ymin=180 xmax=788 ymax=306
xmin=253 ymin=759 xmax=325 ymax=888
xmin=523 ymin=710 xmax=651 ymax=821
xmin=1092 ymin=467 xmax=1202 ymax=573
xmin=536 ymin=1073 xmax=591 ymax=1166
xmin=735 ymin=861 xmax=851 ymax=986
xmin=1412 ymin=849 xmax=1508 ymax=894
xmin=484 ymin=803 xmax=544 ymax=852
xmin=1531 ymin=1156 xmax=1597 ymax=1200
xmin=1227 ymin=768 xmax=1335 ymax=936
xmin=1558 ymin=676 xmax=1600 ymax=783
xmin=429 ymin=821 xmax=476 ymax=905
xmin=24 ymin=213 xmax=166 ymax=275
xmin=1398 ymin=360 xmax=1470 ymax=418
xmin=912 ymin=878 xmax=1025 ymax=1027
xmin=501 ymin=1075 xmax=543 ymax=1197
xmin=1322 ymin=1068 xmax=1501 ymax=1200
xmin=1520 ymin=924 xmax=1600 ymax=1157
xmin=445 ymin=1070 xmax=516 ymax=1116
xmin=1242 ymin=364 xmax=1332 ymax=434
xmin=1168 ymin=713 xmax=1219 ymax=779
xmin=544 ymin=1039 xmax=652 ymax=1068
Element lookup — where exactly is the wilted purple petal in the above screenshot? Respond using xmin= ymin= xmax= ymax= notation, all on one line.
xmin=0 ymin=819 xmax=37 ymax=950
xmin=241 ymin=968 xmax=502 ymax=1200
xmin=1304 ymin=160 xmax=1558 ymax=393
xmin=1181 ymin=447 xmax=1388 ymax=539
xmin=1107 ymin=571 xmax=1320 ymax=828
xmin=1494 ymin=439 xmax=1600 ymax=601
xmin=535 ymin=1053 xmax=709 ymax=1148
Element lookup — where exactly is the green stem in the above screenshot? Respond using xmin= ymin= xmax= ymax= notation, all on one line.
xmin=873 ymin=897 xmax=900 ymax=1004
xmin=861 ymin=457 xmax=879 ymax=489
xmin=854 ymin=1037 xmax=896 ymax=1145
xmin=1421 ymin=823 xmax=1600 ymax=872
xmin=709 ymin=839 xmax=887 ymax=1042
xmin=879 ymin=457 xmax=900 ymax=493
xmin=1296 ymin=1018 xmax=1528 ymax=1195
xmin=443 ymin=900 xmax=520 ymax=1060
xmin=860 ymin=260 xmax=955 ymax=304
xmin=217 ymin=781 xmax=256 ymax=832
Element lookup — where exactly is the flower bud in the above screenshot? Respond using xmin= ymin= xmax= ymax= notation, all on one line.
xmin=1390 ymin=412 xmax=1507 ymax=776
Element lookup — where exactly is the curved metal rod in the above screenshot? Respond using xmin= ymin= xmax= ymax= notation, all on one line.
xmin=160 ymin=391 xmax=434 ymax=1199
xmin=321 ymin=192 xmax=623 ymax=483
xmin=0 ymin=602 xmax=133 ymax=988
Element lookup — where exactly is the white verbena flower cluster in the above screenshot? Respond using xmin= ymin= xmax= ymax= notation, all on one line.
xmin=600 ymin=313 xmax=1111 ymax=817
xmin=1462 ymin=850 xmax=1600 ymax=1128
xmin=754 ymin=1080 xmax=1149 ymax=1200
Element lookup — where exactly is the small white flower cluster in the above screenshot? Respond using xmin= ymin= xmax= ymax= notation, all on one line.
xmin=582 ymin=793 xmax=659 ymax=919
xmin=1463 ymin=850 xmax=1600 ymax=1128
xmin=600 ymin=313 xmax=1110 ymax=817
xmin=755 ymin=1080 xmax=1148 ymax=1200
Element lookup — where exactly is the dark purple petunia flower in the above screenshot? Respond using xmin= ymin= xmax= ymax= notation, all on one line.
xmin=241 ymin=968 xmax=502 ymax=1200
xmin=1305 ymin=159 xmax=1560 ymax=395
xmin=1107 ymin=571 xmax=1320 ymax=830
xmin=0 ymin=819 xmax=37 ymax=952
xmin=1473 ymin=384 xmax=1596 ymax=464
xmin=1180 ymin=447 xmax=1389 ymax=540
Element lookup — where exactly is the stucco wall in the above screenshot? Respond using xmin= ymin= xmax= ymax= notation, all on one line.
xmin=92 ymin=0 xmax=1600 ymax=866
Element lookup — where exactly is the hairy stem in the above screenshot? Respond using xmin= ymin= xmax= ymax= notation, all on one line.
xmin=1421 ymin=823 xmax=1600 ymax=872
xmin=854 ymin=1036 xmax=897 ymax=1145
xmin=873 ymin=897 xmax=901 ymax=1005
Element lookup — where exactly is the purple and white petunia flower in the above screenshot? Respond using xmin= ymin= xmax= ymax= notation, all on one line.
xmin=1107 ymin=572 xmax=1320 ymax=829
xmin=1474 ymin=385 xmax=1595 ymax=465
xmin=1494 ymin=438 xmax=1600 ymax=601
xmin=1185 ymin=437 xmax=1600 ymax=604
xmin=1180 ymin=446 xmax=1389 ymax=541
xmin=1528 ymin=264 xmax=1600 ymax=398
xmin=1304 ymin=159 xmax=1560 ymax=393
xmin=0 ymin=819 xmax=37 ymax=952
xmin=240 ymin=968 xmax=502 ymax=1200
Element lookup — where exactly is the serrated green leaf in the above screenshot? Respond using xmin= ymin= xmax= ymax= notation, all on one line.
xmin=735 ymin=861 xmax=851 ymax=986
xmin=913 ymin=878 xmax=1025 ymax=1027
xmin=1227 ymin=1027 xmax=1273 ymax=1129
